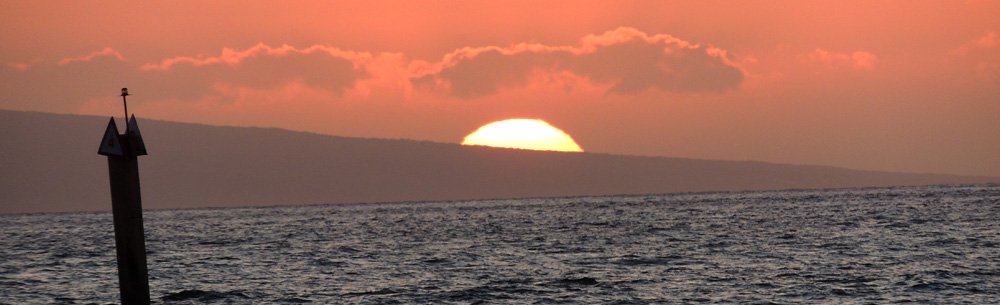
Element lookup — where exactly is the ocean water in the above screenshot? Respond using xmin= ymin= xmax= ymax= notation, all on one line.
xmin=1 ymin=185 xmax=998 ymax=304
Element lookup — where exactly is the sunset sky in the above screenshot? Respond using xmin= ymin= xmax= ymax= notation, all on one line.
xmin=2 ymin=1 xmax=998 ymax=176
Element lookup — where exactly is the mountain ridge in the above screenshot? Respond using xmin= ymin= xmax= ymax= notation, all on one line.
xmin=2 ymin=109 xmax=996 ymax=214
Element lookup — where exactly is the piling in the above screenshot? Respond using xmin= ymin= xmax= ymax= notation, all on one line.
xmin=98 ymin=88 xmax=150 ymax=305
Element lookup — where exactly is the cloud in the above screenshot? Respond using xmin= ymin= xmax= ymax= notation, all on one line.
xmin=951 ymin=32 xmax=1000 ymax=85
xmin=413 ymin=27 xmax=745 ymax=97
xmin=3 ymin=28 xmax=745 ymax=115
xmin=1 ymin=44 xmax=372 ymax=113
xmin=974 ymin=32 xmax=998 ymax=48
xmin=58 ymin=47 xmax=125 ymax=66
xmin=850 ymin=52 xmax=877 ymax=70
xmin=1 ymin=47 xmax=133 ymax=112
xmin=954 ymin=32 xmax=997 ymax=55
xmin=5 ymin=62 xmax=29 ymax=71
xmin=140 ymin=44 xmax=369 ymax=99
xmin=804 ymin=48 xmax=878 ymax=70
xmin=141 ymin=43 xmax=368 ymax=71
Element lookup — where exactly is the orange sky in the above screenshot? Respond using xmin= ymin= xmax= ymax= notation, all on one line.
xmin=2 ymin=1 xmax=999 ymax=176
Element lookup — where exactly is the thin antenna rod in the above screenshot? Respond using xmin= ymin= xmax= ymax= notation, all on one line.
xmin=121 ymin=88 xmax=129 ymax=131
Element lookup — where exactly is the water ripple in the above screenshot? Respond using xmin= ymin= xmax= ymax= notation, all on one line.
xmin=0 ymin=184 xmax=997 ymax=304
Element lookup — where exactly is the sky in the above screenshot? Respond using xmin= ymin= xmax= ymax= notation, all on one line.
xmin=2 ymin=1 xmax=998 ymax=176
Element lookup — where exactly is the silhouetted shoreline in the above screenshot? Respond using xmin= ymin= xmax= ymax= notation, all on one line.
xmin=2 ymin=110 xmax=997 ymax=214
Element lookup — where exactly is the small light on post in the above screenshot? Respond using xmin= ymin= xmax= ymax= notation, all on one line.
xmin=121 ymin=88 xmax=129 ymax=131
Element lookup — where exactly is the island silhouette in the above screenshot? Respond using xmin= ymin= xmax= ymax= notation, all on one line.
xmin=2 ymin=109 xmax=996 ymax=214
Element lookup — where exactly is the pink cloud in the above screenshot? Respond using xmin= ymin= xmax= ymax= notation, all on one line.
xmin=6 ymin=29 xmax=746 ymax=113
xmin=137 ymin=43 xmax=372 ymax=100
xmin=57 ymin=47 xmax=125 ymax=65
xmin=2 ymin=48 xmax=134 ymax=112
xmin=804 ymin=48 xmax=878 ymax=70
xmin=140 ymin=43 xmax=371 ymax=71
xmin=5 ymin=63 xmax=29 ymax=71
xmin=851 ymin=51 xmax=878 ymax=70
xmin=953 ymin=31 xmax=998 ymax=56
xmin=951 ymin=32 xmax=1000 ymax=85
xmin=974 ymin=32 xmax=998 ymax=48
xmin=414 ymin=27 xmax=745 ymax=97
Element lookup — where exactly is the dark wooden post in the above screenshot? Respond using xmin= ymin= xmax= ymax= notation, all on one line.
xmin=98 ymin=88 xmax=150 ymax=305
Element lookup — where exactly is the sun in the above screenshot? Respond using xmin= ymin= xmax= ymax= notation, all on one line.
xmin=462 ymin=119 xmax=584 ymax=152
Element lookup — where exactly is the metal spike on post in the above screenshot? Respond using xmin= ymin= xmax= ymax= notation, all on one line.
xmin=121 ymin=88 xmax=130 ymax=132
xmin=98 ymin=87 xmax=150 ymax=305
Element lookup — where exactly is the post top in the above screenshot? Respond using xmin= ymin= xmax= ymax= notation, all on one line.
xmin=98 ymin=116 xmax=147 ymax=157
xmin=127 ymin=115 xmax=147 ymax=156
xmin=98 ymin=118 xmax=124 ymax=157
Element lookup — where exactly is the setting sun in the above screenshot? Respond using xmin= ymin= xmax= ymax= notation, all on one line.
xmin=462 ymin=119 xmax=584 ymax=152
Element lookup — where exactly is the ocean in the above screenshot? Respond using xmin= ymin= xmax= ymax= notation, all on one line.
xmin=1 ymin=184 xmax=997 ymax=304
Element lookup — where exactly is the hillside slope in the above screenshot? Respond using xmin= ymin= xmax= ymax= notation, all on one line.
xmin=1 ymin=110 xmax=995 ymax=214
